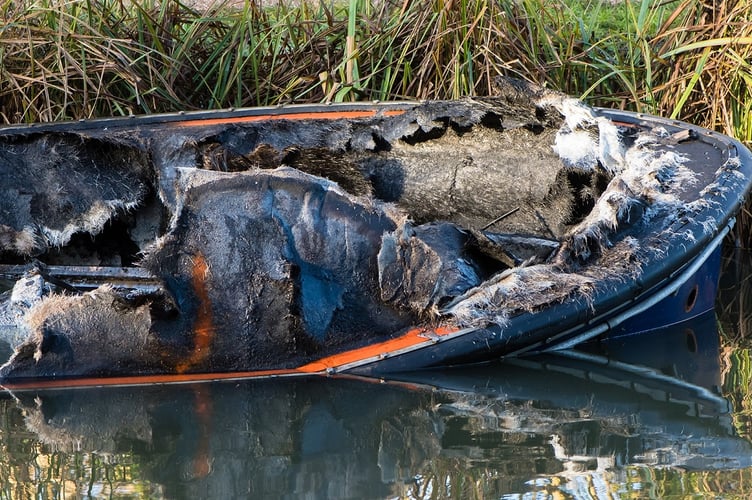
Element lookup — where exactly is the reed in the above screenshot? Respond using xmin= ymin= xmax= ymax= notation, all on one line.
xmin=1 ymin=0 xmax=750 ymax=131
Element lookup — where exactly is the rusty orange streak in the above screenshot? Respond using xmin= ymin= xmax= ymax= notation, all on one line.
xmin=176 ymin=253 xmax=215 ymax=374
xmin=172 ymin=109 xmax=406 ymax=128
xmin=191 ymin=385 xmax=213 ymax=479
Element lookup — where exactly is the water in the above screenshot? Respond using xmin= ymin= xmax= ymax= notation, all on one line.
xmin=1 ymin=247 xmax=752 ymax=499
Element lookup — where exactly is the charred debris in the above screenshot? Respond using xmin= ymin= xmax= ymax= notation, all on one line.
xmin=0 ymin=81 xmax=705 ymax=378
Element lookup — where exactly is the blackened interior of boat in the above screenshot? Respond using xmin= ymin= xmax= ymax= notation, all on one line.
xmin=1 ymin=98 xmax=617 ymax=269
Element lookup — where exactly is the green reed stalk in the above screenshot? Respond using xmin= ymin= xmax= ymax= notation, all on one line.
xmin=1 ymin=0 xmax=751 ymax=143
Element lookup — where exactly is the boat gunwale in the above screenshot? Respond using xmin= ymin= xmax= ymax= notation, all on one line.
xmin=0 ymin=101 xmax=418 ymax=135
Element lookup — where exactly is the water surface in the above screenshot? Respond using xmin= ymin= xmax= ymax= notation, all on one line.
xmin=2 ymin=246 xmax=752 ymax=499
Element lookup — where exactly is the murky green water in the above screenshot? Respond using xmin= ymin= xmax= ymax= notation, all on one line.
xmin=1 ymin=246 xmax=752 ymax=499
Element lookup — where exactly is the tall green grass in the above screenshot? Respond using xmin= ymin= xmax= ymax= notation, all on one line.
xmin=2 ymin=0 xmax=751 ymax=141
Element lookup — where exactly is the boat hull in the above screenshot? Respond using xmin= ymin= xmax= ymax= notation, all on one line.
xmin=0 ymin=93 xmax=750 ymax=385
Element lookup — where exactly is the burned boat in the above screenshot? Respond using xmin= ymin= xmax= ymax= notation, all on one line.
xmin=0 ymin=79 xmax=750 ymax=384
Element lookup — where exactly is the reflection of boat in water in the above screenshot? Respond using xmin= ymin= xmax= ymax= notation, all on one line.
xmin=717 ymin=245 xmax=752 ymax=341
xmin=0 ymin=311 xmax=748 ymax=498
xmin=0 ymin=78 xmax=751 ymax=384
xmin=388 ymin=310 xmax=748 ymax=472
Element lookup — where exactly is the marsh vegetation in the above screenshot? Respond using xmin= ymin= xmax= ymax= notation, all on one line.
xmin=1 ymin=0 xmax=750 ymax=140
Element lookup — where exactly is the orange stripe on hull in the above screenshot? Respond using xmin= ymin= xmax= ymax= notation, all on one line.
xmin=296 ymin=326 xmax=459 ymax=373
xmin=0 ymin=325 xmax=460 ymax=391
xmin=172 ymin=109 xmax=406 ymax=128
xmin=1 ymin=368 xmax=300 ymax=391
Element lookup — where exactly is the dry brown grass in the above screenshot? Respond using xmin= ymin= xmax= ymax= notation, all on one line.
xmin=1 ymin=0 xmax=750 ymax=137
